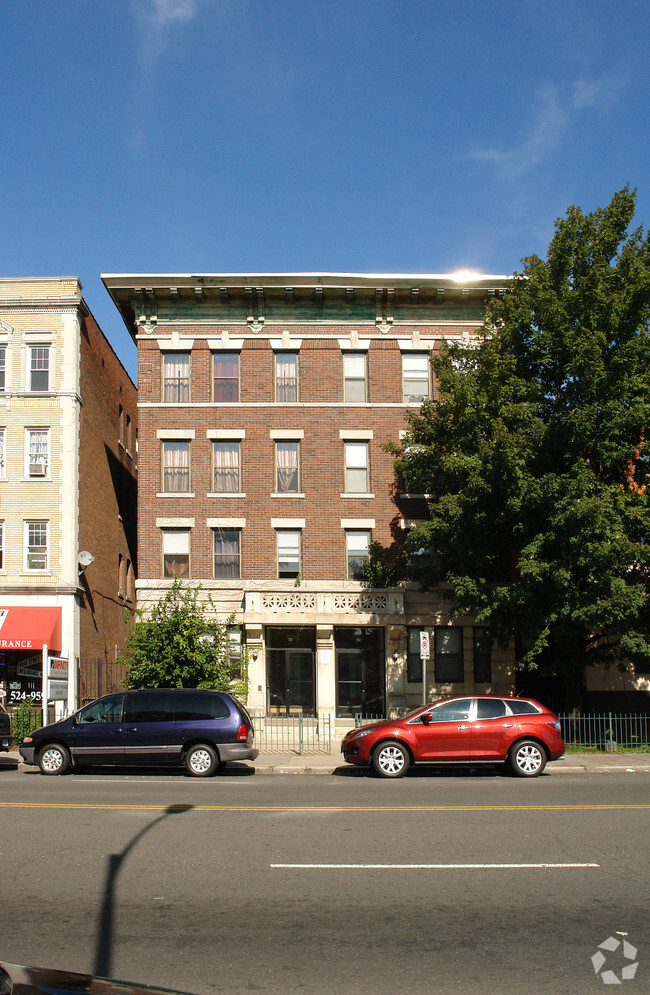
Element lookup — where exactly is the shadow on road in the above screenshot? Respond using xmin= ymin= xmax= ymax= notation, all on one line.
xmin=94 ymin=803 xmax=194 ymax=978
xmin=331 ymin=763 xmax=517 ymax=779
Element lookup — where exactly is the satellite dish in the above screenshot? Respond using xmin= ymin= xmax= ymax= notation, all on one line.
xmin=78 ymin=551 xmax=95 ymax=569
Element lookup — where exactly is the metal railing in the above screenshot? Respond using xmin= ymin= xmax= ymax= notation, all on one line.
xmin=355 ymin=710 xmax=650 ymax=750
xmin=559 ymin=713 xmax=650 ymax=751
xmin=253 ymin=714 xmax=332 ymax=754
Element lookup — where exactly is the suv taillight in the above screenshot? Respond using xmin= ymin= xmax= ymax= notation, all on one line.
xmin=237 ymin=723 xmax=248 ymax=742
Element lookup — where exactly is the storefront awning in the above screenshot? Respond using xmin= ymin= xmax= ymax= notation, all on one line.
xmin=0 ymin=607 xmax=62 ymax=652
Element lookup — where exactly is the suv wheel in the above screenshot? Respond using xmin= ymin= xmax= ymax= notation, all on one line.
xmin=38 ymin=744 xmax=71 ymax=775
xmin=509 ymin=739 xmax=546 ymax=777
xmin=185 ymin=744 xmax=218 ymax=777
xmin=372 ymin=741 xmax=410 ymax=778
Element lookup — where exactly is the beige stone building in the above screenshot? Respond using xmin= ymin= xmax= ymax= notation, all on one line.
xmin=0 ymin=278 xmax=137 ymax=717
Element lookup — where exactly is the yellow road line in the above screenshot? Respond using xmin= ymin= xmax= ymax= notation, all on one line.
xmin=0 ymin=802 xmax=649 ymax=812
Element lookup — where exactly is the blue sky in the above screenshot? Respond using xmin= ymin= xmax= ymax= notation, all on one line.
xmin=2 ymin=0 xmax=648 ymax=380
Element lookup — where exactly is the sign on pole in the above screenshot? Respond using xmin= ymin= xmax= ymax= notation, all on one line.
xmin=419 ymin=630 xmax=430 ymax=706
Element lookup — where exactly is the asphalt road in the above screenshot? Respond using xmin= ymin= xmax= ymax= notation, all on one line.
xmin=1 ymin=762 xmax=648 ymax=994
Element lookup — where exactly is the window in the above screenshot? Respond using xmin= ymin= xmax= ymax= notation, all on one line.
xmin=162 ymin=441 xmax=190 ymax=492
xmin=402 ymin=352 xmax=430 ymax=402
xmin=78 ymin=694 xmax=123 ymax=724
xmin=213 ymin=352 xmax=239 ymax=402
xmin=344 ymin=442 xmax=369 ymax=493
xmin=474 ymin=629 xmax=492 ymax=683
xmin=126 ymin=559 xmax=134 ymax=601
xmin=406 ymin=526 xmax=434 ymax=582
xmin=424 ymin=699 xmax=472 ymax=722
xmin=0 ymin=428 xmax=5 ymax=477
xmin=277 ymin=529 xmax=300 ymax=578
xmin=346 ymin=530 xmax=369 ymax=580
xmin=275 ymin=352 xmax=298 ymax=402
xmin=126 ymin=415 xmax=132 ymax=452
xmin=25 ymin=521 xmax=48 ymax=571
xmin=407 ymin=627 xmax=424 ymax=683
xmin=26 ymin=429 xmax=49 ymax=477
xmin=275 ymin=441 xmax=300 ymax=493
xmin=507 ymin=700 xmax=541 ymax=715
xmin=0 ymin=521 xmax=4 ymax=570
xmin=0 ymin=348 xmax=5 ymax=391
xmin=213 ymin=527 xmax=241 ymax=578
xmin=124 ymin=691 xmax=171 ymax=723
xmin=118 ymin=554 xmax=125 ymax=596
xmin=118 ymin=404 xmax=124 ymax=444
xmin=174 ymin=691 xmax=229 ymax=721
xmin=434 ymin=627 xmax=463 ymax=683
xmin=162 ymin=529 xmax=190 ymax=578
xmin=28 ymin=346 xmax=50 ymax=392
xmin=476 ymin=698 xmax=505 ymax=719
xmin=343 ymin=353 xmax=367 ymax=402
xmin=213 ymin=441 xmax=241 ymax=493
xmin=163 ymin=353 xmax=190 ymax=402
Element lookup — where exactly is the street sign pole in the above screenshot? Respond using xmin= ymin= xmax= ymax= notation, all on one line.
xmin=419 ymin=630 xmax=430 ymax=707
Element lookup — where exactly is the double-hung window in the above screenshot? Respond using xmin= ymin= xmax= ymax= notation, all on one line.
xmin=214 ymin=528 xmax=241 ymax=579
xmin=473 ymin=628 xmax=492 ymax=683
xmin=162 ymin=529 xmax=190 ymax=578
xmin=275 ymin=352 xmax=298 ymax=402
xmin=26 ymin=429 xmax=49 ymax=477
xmin=407 ymin=627 xmax=425 ymax=683
xmin=0 ymin=428 xmax=5 ymax=477
xmin=275 ymin=441 xmax=300 ymax=494
xmin=346 ymin=529 xmax=370 ymax=580
xmin=163 ymin=353 xmax=190 ymax=402
xmin=344 ymin=442 xmax=369 ymax=493
xmin=28 ymin=346 xmax=50 ymax=392
xmin=0 ymin=521 xmax=4 ymax=570
xmin=213 ymin=441 xmax=241 ymax=493
xmin=434 ymin=627 xmax=463 ymax=683
xmin=213 ymin=352 xmax=239 ymax=402
xmin=402 ymin=352 xmax=430 ymax=402
xmin=343 ymin=353 xmax=367 ymax=402
xmin=25 ymin=521 xmax=48 ymax=571
xmin=0 ymin=347 xmax=6 ymax=392
xmin=162 ymin=441 xmax=190 ymax=493
xmin=277 ymin=529 xmax=301 ymax=578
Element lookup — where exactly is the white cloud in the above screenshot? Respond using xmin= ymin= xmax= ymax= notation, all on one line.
xmin=469 ymin=74 xmax=625 ymax=179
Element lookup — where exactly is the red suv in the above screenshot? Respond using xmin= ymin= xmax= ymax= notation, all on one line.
xmin=341 ymin=696 xmax=565 ymax=778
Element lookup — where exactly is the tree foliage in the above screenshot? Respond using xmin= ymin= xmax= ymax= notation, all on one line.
xmin=396 ymin=188 xmax=650 ymax=683
xmin=119 ymin=580 xmax=248 ymax=699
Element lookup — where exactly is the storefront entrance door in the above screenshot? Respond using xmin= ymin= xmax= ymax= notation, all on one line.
xmin=335 ymin=627 xmax=385 ymax=718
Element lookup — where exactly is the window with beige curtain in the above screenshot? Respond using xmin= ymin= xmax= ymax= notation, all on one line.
xmin=275 ymin=441 xmax=299 ymax=493
xmin=213 ymin=441 xmax=241 ymax=493
xmin=163 ymin=353 xmax=190 ymax=402
xmin=275 ymin=352 xmax=298 ymax=401
xmin=213 ymin=352 xmax=239 ymax=401
xmin=162 ymin=441 xmax=190 ymax=492
xmin=214 ymin=528 xmax=241 ymax=578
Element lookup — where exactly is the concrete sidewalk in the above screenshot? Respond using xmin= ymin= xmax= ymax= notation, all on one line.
xmin=3 ymin=749 xmax=650 ymax=774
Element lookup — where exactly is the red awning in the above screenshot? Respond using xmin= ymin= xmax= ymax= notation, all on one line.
xmin=0 ymin=607 xmax=62 ymax=652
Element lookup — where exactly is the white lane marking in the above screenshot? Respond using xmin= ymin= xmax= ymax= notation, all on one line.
xmin=271 ymin=862 xmax=600 ymax=869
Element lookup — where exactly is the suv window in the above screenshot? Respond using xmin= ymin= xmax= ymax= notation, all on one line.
xmin=425 ymin=700 xmax=472 ymax=723
xmin=507 ymin=700 xmax=541 ymax=715
xmin=174 ymin=692 xmax=230 ymax=721
xmin=78 ymin=695 xmax=124 ymax=724
xmin=124 ymin=691 xmax=173 ymax=723
xmin=476 ymin=698 xmax=506 ymax=719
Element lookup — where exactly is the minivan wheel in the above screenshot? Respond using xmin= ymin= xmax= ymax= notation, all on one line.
xmin=38 ymin=744 xmax=71 ymax=775
xmin=509 ymin=739 xmax=546 ymax=777
xmin=372 ymin=741 xmax=410 ymax=778
xmin=185 ymin=744 xmax=218 ymax=777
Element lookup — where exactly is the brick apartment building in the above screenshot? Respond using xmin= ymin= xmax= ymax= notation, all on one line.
xmin=0 ymin=278 xmax=137 ymax=716
xmin=102 ymin=272 xmax=516 ymax=727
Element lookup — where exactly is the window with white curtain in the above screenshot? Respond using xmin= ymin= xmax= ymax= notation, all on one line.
xmin=0 ymin=429 xmax=5 ymax=477
xmin=162 ymin=529 xmax=190 ymax=578
xmin=275 ymin=352 xmax=298 ymax=402
xmin=0 ymin=348 xmax=6 ymax=392
xmin=343 ymin=353 xmax=367 ymax=402
xmin=25 ymin=521 xmax=48 ymax=571
xmin=213 ymin=528 xmax=241 ymax=578
xmin=275 ymin=442 xmax=300 ymax=493
xmin=163 ymin=353 xmax=190 ymax=402
xmin=344 ymin=441 xmax=369 ymax=493
xmin=162 ymin=441 xmax=190 ymax=492
xmin=277 ymin=529 xmax=301 ymax=577
xmin=27 ymin=429 xmax=49 ymax=477
xmin=213 ymin=441 xmax=241 ymax=493
xmin=402 ymin=352 xmax=430 ymax=402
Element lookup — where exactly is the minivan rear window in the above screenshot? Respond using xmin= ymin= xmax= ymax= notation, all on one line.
xmin=174 ymin=692 xmax=230 ymax=721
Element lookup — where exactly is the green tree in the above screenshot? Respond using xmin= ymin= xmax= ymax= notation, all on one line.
xmin=396 ymin=188 xmax=650 ymax=695
xmin=119 ymin=579 xmax=248 ymax=700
